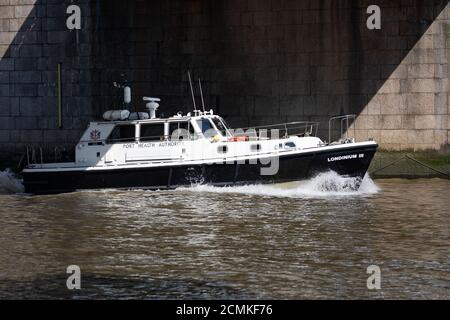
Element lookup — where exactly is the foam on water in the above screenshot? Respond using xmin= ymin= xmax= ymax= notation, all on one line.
xmin=0 ymin=170 xmax=24 ymax=195
xmin=0 ymin=169 xmax=379 ymax=198
xmin=179 ymin=171 xmax=380 ymax=198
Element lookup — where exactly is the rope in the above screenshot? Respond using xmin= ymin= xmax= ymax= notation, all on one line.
xmin=371 ymin=154 xmax=450 ymax=178
xmin=370 ymin=155 xmax=408 ymax=174
xmin=404 ymin=155 xmax=450 ymax=179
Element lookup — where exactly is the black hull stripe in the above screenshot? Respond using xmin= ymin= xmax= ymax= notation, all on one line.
xmin=23 ymin=145 xmax=377 ymax=195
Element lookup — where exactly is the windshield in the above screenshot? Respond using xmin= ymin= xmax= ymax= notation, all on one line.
xmin=196 ymin=118 xmax=217 ymax=138
xmin=211 ymin=117 xmax=229 ymax=136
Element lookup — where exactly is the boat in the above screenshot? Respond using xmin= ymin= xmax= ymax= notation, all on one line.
xmin=22 ymin=77 xmax=378 ymax=195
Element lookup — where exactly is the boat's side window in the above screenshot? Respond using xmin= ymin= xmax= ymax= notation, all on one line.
xmin=140 ymin=123 xmax=164 ymax=141
xmin=106 ymin=125 xmax=136 ymax=143
xmin=169 ymin=121 xmax=194 ymax=141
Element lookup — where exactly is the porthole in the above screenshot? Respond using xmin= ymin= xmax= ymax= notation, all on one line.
xmin=251 ymin=144 xmax=261 ymax=152
xmin=218 ymin=145 xmax=228 ymax=154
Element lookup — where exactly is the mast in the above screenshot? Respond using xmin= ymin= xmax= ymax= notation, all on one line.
xmin=187 ymin=71 xmax=197 ymax=112
xmin=198 ymin=78 xmax=206 ymax=112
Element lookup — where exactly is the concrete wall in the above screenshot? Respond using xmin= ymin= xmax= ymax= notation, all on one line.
xmin=0 ymin=0 xmax=449 ymax=155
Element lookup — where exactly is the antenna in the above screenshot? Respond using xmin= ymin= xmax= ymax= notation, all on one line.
xmin=187 ymin=71 xmax=197 ymax=111
xmin=198 ymin=78 xmax=206 ymax=112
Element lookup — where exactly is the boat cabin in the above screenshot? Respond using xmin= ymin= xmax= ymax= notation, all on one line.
xmin=79 ymin=109 xmax=231 ymax=145
xmin=74 ymin=107 xmax=322 ymax=167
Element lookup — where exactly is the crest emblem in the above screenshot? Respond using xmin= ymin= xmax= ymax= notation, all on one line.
xmin=90 ymin=129 xmax=101 ymax=140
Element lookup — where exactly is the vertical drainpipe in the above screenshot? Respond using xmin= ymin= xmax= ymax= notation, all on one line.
xmin=57 ymin=63 xmax=62 ymax=128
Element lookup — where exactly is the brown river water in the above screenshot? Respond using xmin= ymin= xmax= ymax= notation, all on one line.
xmin=0 ymin=171 xmax=448 ymax=299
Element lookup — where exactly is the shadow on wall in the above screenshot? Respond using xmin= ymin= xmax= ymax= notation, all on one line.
xmin=77 ymin=0 xmax=450 ymax=141
xmin=0 ymin=0 xmax=449 ymax=154
xmin=0 ymin=0 xmax=98 ymax=157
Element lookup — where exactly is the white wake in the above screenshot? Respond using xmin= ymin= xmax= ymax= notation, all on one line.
xmin=179 ymin=171 xmax=379 ymax=198
xmin=0 ymin=170 xmax=24 ymax=195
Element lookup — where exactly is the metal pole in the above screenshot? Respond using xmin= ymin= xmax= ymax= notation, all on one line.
xmin=57 ymin=63 xmax=63 ymax=128
xmin=328 ymin=118 xmax=332 ymax=144
xmin=198 ymin=78 xmax=206 ymax=112
xmin=187 ymin=71 xmax=197 ymax=112
xmin=346 ymin=116 xmax=349 ymax=140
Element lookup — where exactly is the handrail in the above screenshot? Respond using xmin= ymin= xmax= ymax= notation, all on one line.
xmin=328 ymin=115 xmax=356 ymax=144
xmin=238 ymin=121 xmax=319 ymax=131
xmin=25 ymin=145 xmax=73 ymax=166
xmin=234 ymin=121 xmax=319 ymax=139
xmin=79 ymin=122 xmax=320 ymax=144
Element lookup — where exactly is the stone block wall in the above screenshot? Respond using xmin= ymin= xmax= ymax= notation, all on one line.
xmin=0 ymin=0 xmax=95 ymax=155
xmin=0 ymin=0 xmax=449 ymax=155
xmin=350 ymin=5 xmax=450 ymax=150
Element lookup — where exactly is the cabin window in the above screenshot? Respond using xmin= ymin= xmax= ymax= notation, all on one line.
xmin=218 ymin=145 xmax=228 ymax=154
xmin=140 ymin=123 xmax=164 ymax=141
xmin=211 ymin=117 xmax=228 ymax=136
xmin=107 ymin=125 xmax=136 ymax=143
xmin=169 ymin=121 xmax=194 ymax=140
xmin=251 ymin=144 xmax=261 ymax=152
xmin=196 ymin=118 xmax=217 ymax=138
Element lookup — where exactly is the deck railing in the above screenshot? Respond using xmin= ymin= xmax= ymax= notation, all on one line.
xmin=328 ymin=114 xmax=356 ymax=144
xmin=25 ymin=145 xmax=74 ymax=166
xmin=233 ymin=121 xmax=319 ymax=140
xmin=80 ymin=122 xmax=320 ymax=144
xmin=75 ymin=116 xmax=356 ymax=146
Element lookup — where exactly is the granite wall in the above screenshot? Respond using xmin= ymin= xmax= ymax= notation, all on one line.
xmin=0 ymin=0 xmax=449 ymax=156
